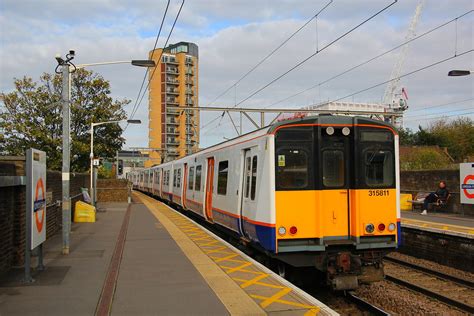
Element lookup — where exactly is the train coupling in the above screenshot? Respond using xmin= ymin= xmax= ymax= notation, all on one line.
xmin=327 ymin=252 xmax=360 ymax=290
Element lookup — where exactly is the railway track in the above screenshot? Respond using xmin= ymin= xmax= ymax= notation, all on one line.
xmin=384 ymin=257 xmax=474 ymax=314
xmin=345 ymin=291 xmax=390 ymax=316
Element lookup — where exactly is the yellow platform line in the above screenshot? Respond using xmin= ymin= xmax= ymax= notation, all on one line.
xmin=135 ymin=192 xmax=324 ymax=315
xmin=402 ymin=218 xmax=474 ymax=231
xmin=135 ymin=192 xmax=265 ymax=315
xmin=402 ymin=218 xmax=474 ymax=235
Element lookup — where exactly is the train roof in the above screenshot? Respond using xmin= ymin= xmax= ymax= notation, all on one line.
xmin=147 ymin=115 xmax=396 ymax=169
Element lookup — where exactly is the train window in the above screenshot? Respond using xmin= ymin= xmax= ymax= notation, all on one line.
xmin=364 ymin=149 xmax=394 ymax=187
xmin=251 ymin=156 xmax=258 ymax=200
xmin=360 ymin=131 xmax=393 ymax=142
xmin=188 ymin=167 xmax=194 ymax=190
xmin=322 ymin=150 xmax=345 ymax=187
xmin=245 ymin=157 xmax=251 ymax=198
xmin=217 ymin=161 xmax=229 ymax=195
xmin=195 ymin=165 xmax=202 ymax=191
xmin=177 ymin=168 xmax=181 ymax=188
xmin=276 ymin=149 xmax=308 ymax=189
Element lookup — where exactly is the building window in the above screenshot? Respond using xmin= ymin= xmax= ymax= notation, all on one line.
xmin=217 ymin=161 xmax=229 ymax=195
xmin=195 ymin=165 xmax=202 ymax=191
xmin=251 ymin=156 xmax=257 ymax=200
xmin=188 ymin=167 xmax=194 ymax=190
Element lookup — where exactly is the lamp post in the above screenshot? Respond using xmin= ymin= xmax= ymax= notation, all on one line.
xmin=90 ymin=119 xmax=141 ymax=206
xmin=55 ymin=51 xmax=154 ymax=255
xmin=448 ymin=70 xmax=472 ymax=76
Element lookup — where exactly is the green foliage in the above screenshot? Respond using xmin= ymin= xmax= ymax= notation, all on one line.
xmin=398 ymin=117 xmax=474 ymax=163
xmin=0 ymin=69 xmax=129 ymax=171
xmin=400 ymin=148 xmax=453 ymax=171
xmin=98 ymin=165 xmax=115 ymax=179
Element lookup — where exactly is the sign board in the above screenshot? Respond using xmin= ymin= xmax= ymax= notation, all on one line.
xmin=93 ymin=159 xmax=100 ymax=166
xmin=460 ymin=162 xmax=474 ymax=205
xmin=26 ymin=148 xmax=47 ymax=249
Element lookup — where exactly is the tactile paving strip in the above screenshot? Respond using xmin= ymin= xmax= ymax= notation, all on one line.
xmin=139 ymin=194 xmax=325 ymax=315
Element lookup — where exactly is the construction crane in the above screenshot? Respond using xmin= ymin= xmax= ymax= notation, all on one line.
xmin=383 ymin=0 xmax=424 ymax=119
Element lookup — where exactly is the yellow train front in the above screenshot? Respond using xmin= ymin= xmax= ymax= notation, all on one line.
xmin=271 ymin=115 xmax=400 ymax=290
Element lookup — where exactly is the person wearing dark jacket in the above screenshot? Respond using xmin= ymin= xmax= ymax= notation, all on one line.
xmin=421 ymin=181 xmax=449 ymax=215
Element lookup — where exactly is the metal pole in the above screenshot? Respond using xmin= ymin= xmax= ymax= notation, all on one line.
xmin=116 ymin=150 xmax=119 ymax=178
xmin=94 ymin=167 xmax=98 ymax=206
xmin=239 ymin=111 xmax=243 ymax=135
xmin=24 ymin=149 xmax=33 ymax=282
xmin=260 ymin=112 xmax=265 ymax=128
xmin=61 ymin=64 xmax=71 ymax=255
xmin=90 ymin=123 xmax=94 ymax=206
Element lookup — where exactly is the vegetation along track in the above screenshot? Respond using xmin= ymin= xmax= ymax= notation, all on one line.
xmin=383 ymin=256 xmax=474 ymax=314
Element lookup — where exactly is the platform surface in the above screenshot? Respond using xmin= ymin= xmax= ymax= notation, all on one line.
xmin=401 ymin=210 xmax=474 ymax=238
xmin=0 ymin=194 xmax=336 ymax=315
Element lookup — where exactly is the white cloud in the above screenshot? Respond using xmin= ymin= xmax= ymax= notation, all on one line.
xmin=1 ymin=0 xmax=472 ymax=150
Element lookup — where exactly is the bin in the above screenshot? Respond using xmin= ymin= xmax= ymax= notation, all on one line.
xmin=74 ymin=201 xmax=96 ymax=222
xmin=400 ymin=193 xmax=413 ymax=211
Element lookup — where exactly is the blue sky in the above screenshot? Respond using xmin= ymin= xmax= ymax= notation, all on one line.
xmin=1 ymin=0 xmax=473 ymax=149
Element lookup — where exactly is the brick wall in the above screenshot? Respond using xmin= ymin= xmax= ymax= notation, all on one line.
xmin=401 ymin=169 xmax=474 ymax=216
xmin=96 ymin=179 xmax=130 ymax=202
xmin=0 ymin=157 xmax=88 ymax=275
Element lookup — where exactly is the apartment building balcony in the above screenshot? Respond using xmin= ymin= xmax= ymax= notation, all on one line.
xmin=185 ymin=58 xmax=193 ymax=65
xmin=165 ymin=97 xmax=178 ymax=105
xmin=167 ymin=108 xmax=181 ymax=116
xmin=186 ymin=99 xmax=194 ymax=106
xmin=165 ymin=67 xmax=178 ymax=74
xmin=185 ymin=78 xmax=194 ymax=85
xmin=185 ymin=89 xmax=193 ymax=95
xmin=166 ymin=119 xmax=180 ymax=125
xmin=166 ymin=128 xmax=179 ymax=135
xmin=166 ymin=79 xmax=179 ymax=85
xmin=166 ymin=88 xmax=179 ymax=95
xmin=185 ymin=68 xmax=194 ymax=75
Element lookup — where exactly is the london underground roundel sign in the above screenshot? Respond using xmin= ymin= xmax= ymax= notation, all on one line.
xmin=460 ymin=163 xmax=474 ymax=205
xmin=27 ymin=149 xmax=47 ymax=249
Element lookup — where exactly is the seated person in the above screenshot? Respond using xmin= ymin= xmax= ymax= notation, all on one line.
xmin=421 ymin=181 xmax=449 ymax=215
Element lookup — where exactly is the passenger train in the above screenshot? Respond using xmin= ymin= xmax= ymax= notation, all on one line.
xmin=129 ymin=115 xmax=400 ymax=290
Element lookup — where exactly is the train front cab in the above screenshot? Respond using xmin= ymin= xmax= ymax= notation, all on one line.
xmin=271 ymin=116 xmax=399 ymax=290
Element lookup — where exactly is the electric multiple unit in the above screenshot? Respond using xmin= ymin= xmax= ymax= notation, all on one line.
xmin=129 ymin=115 xmax=400 ymax=290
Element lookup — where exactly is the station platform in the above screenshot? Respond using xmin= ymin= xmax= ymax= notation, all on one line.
xmin=0 ymin=192 xmax=336 ymax=315
xmin=401 ymin=210 xmax=474 ymax=238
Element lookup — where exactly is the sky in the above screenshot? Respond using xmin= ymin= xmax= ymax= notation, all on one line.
xmin=1 ymin=0 xmax=473 ymax=149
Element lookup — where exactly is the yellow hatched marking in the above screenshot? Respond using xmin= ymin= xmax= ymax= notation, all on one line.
xmin=233 ymin=277 xmax=284 ymax=290
xmin=138 ymin=194 xmax=324 ymax=314
xmin=222 ymin=262 xmax=253 ymax=274
xmin=258 ymin=287 xmax=293 ymax=308
xmin=238 ymin=273 xmax=270 ymax=289
xmin=251 ymin=294 xmax=320 ymax=311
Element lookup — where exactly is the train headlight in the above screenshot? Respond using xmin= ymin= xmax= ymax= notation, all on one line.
xmin=388 ymin=223 xmax=396 ymax=232
xmin=326 ymin=126 xmax=335 ymax=135
xmin=365 ymin=223 xmax=375 ymax=234
xmin=278 ymin=226 xmax=286 ymax=236
xmin=342 ymin=127 xmax=351 ymax=136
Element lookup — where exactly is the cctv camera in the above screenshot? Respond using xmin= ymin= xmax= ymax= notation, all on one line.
xmin=69 ymin=50 xmax=75 ymax=56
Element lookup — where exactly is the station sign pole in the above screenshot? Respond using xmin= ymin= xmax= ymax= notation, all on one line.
xmin=24 ymin=148 xmax=47 ymax=283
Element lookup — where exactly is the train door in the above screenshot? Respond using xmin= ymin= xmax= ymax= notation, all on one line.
xmin=205 ymin=157 xmax=215 ymax=221
xmin=240 ymin=148 xmax=258 ymax=236
xmin=183 ymin=163 xmax=188 ymax=208
xmin=320 ymin=132 xmax=350 ymax=240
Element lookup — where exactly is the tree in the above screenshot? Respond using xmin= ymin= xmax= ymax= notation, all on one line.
xmin=0 ymin=69 xmax=129 ymax=171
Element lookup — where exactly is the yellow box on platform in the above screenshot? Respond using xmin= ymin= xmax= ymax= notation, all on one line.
xmin=74 ymin=201 xmax=96 ymax=222
xmin=400 ymin=193 xmax=413 ymax=211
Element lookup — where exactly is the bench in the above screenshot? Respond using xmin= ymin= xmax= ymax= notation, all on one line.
xmin=408 ymin=192 xmax=451 ymax=212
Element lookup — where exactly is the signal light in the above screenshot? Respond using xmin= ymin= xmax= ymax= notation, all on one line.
xmin=365 ymin=223 xmax=375 ymax=234
xmin=378 ymin=223 xmax=386 ymax=232
xmin=289 ymin=226 xmax=298 ymax=235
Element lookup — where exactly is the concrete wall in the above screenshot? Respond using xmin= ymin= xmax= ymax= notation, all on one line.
xmin=401 ymin=169 xmax=474 ymax=216
xmin=0 ymin=157 xmax=88 ymax=275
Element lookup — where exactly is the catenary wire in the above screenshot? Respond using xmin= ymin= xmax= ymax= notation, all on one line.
xmin=263 ymin=10 xmax=473 ymax=109
xmin=204 ymin=0 xmax=333 ymax=108
xmin=125 ymin=0 xmax=170 ymax=130
xmin=129 ymin=0 xmax=185 ymax=122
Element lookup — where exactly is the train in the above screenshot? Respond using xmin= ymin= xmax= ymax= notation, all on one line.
xmin=129 ymin=115 xmax=401 ymax=290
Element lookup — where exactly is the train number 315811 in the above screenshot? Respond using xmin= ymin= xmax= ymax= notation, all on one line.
xmin=368 ymin=189 xmax=390 ymax=197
